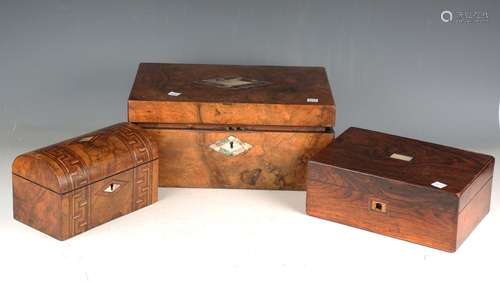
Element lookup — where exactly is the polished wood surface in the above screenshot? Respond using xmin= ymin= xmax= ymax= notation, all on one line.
xmin=312 ymin=127 xmax=493 ymax=196
xmin=129 ymin=63 xmax=334 ymax=105
xmin=12 ymin=123 xmax=159 ymax=240
xmin=12 ymin=122 xmax=158 ymax=194
xmin=128 ymin=63 xmax=335 ymax=127
xmin=306 ymin=127 xmax=494 ymax=252
xmin=456 ymin=178 xmax=492 ymax=248
xmin=129 ymin=100 xmax=334 ymax=127
xmin=147 ymin=127 xmax=333 ymax=190
xmin=128 ymin=63 xmax=336 ymax=189
xmin=13 ymin=175 xmax=62 ymax=239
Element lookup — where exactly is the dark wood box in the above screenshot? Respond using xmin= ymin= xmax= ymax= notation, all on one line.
xmin=128 ymin=63 xmax=335 ymax=190
xmin=306 ymin=127 xmax=494 ymax=252
xmin=12 ymin=122 xmax=159 ymax=240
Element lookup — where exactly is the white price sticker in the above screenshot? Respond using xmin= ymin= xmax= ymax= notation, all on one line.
xmin=168 ymin=91 xmax=182 ymax=97
xmin=431 ymin=181 xmax=448 ymax=189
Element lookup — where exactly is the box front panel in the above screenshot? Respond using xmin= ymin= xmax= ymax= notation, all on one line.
xmin=60 ymin=162 xmax=158 ymax=239
xmin=129 ymin=100 xmax=335 ymax=127
xmin=147 ymin=128 xmax=333 ymax=190
xmin=306 ymin=163 xmax=459 ymax=251
xmin=89 ymin=169 xmax=134 ymax=228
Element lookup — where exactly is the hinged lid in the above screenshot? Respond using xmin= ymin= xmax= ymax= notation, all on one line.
xmin=128 ymin=63 xmax=335 ymax=127
xmin=12 ymin=122 xmax=158 ymax=194
xmin=312 ymin=127 xmax=494 ymax=211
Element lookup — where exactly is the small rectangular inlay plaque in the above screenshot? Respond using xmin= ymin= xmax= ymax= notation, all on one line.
xmin=390 ymin=153 xmax=413 ymax=162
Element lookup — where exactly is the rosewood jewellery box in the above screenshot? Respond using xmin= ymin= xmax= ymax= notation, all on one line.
xmin=12 ymin=122 xmax=159 ymax=240
xmin=306 ymin=127 xmax=495 ymax=252
xmin=128 ymin=63 xmax=335 ymax=190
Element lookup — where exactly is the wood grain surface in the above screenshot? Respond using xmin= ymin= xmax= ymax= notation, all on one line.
xmin=147 ymin=127 xmax=333 ymax=190
xmin=312 ymin=127 xmax=493 ymax=196
xmin=12 ymin=122 xmax=158 ymax=194
xmin=128 ymin=63 xmax=335 ymax=127
xmin=12 ymin=123 xmax=159 ymax=240
xmin=128 ymin=63 xmax=336 ymax=190
xmin=306 ymin=127 xmax=494 ymax=252
xmin=129 ymin=63 xmax=334 ymax=105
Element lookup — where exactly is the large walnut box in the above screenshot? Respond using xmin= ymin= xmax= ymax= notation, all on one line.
xmin=128 ymin=63 xmax=335 ymax=190
xmin=12 ymin=123 xmax=159 ymax=240
xmin=306 ymin=127 xmax=494 ymax=252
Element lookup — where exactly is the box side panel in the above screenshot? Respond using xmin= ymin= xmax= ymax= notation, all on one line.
xmin=12 ymin=154 xmax=63 ymax=194
xmin=13 ymin=175 xmax=64 ymax=240
xmin=458 ymin=159 xmax=494 ymax=211
xmin=128 ymin=100 xmax=335 ymax=127
xmin=456 ymin=178 xmax=492 ymax=249
xmin=145 ymin=128 xmax=333 ymax=190
xmin=306 ymin=163 xmax=458 ymax=252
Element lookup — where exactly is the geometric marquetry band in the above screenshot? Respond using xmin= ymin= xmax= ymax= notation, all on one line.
xmin=69 ymin=188 xmax=90 ymax=236
xmin=133 ymin=164 xmax=152 ymax=210
xmin=34 ymin=123 xmax=156 ymax=193
xmin=37 ymin=145 xmax=90 ymax=193
xmin=112 ymin=124 xmax=154 ymax=166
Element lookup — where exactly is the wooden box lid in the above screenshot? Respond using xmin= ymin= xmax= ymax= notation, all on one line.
xmin=12 ymin=123 xmax=158 ymax=194
xmin=128 ymin=63 xmax=335 ymax=127
xmin=311 ymin=127 xmax=494 ymax=211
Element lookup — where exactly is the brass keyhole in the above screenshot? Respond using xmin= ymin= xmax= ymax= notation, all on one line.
xmin=230 ymin=141 xmax=234 ymax=149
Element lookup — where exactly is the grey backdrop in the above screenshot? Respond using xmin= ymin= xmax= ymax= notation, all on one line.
xmin=1 ymin=0 xmax=499 ymax=153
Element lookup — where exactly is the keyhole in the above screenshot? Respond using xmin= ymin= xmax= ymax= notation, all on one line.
xmin=230 ymin=141 xmax=234 ymax=149
xmin=370 ymin=200 xmax=386 ymax=213
xmin=105 ymin=183 xmax=120 ymax=193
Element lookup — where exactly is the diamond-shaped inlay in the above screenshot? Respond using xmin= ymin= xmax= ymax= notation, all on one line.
xmin=209 ymin=135 xmax=252 ymax=157
xmin=195 ymin=76 xmax=270 ymax=90
xmin=78 ymin=135 xmax=95 ymax=143
xmin=104 ymin=183 xmax=120 ymax=193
